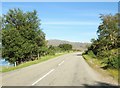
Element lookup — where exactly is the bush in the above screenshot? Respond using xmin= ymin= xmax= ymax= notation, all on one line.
xmin=102 ymin=56 xmax=118 ymax=69
xmin=58 ymin=44 xmax=72 ymax=51
xmin=100 ymin=50 xmax=119 ymax=69
xmin=87 ymin=50 xmax=96 ymax=58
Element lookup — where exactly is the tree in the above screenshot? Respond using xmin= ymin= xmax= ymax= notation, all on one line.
xmin=58 ymin=44 xmax=72 ymax=51
xmin=86 ymin=13 xmax=119 ymax=69
xmin=2 ymin=8 xmax=46 ymax=65
xmin=97 ymin=14 xmax=119 ymax=50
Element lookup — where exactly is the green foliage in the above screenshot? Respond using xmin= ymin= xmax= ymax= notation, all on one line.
xmin=103 ymin=56 xmax=118 ymax=69
xmin=87 ymin=50 xmax=96 ymax=58
xmin=101 ymin=49 xmax=118 ymax=69
xmin=86 ymin=13 xmax=119 ymax=69
xmin=2 ymin=8 xmax=46 ymax=65
xmin=47 ymin=45 xmax=63 ymax=55
xmin=58 ymin=44 xmax=72 ymax=51
xmin=47 ymin=45 xmax=56 ymax=55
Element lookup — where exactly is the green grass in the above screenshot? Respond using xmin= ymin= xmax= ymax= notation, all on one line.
xmin=107 ymin=69 xmax=118 ymax=80
xmin=82 ymin=54 xmax=118 ymax=81
xmin=1 ymin=52 xmax=70 ymax=73
xmin=82 ymin=55 xmax=102 ymax=67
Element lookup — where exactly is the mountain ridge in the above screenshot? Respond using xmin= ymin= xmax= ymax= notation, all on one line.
xmin=47 ymin=39 xmax=90 ymax=50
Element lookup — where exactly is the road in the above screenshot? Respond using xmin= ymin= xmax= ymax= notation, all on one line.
xmin=1 ymin=52 xmax=118 ymax=86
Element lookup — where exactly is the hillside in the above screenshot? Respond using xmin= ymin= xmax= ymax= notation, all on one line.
xmin=47 ymin=39 xmax=90 ymax=50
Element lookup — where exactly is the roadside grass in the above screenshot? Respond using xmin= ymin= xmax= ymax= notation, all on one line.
xmin=0 ymin=66 xmax=2 ymax=72
xmin=1 ymin=51 xmax=71 ymax=73
xmin=82 ymin=54 xmax=118 ymax=81
xmin=107 ymin=69 xmax=118 ymax=80
xmin=83 ymin=55 xmax=102 ymax=67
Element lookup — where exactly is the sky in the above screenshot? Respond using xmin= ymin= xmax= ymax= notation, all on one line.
xmin=2 ymin=2 xmax=118 ymax=42
xmin=1 ymin=0 xmax=119 ymax=2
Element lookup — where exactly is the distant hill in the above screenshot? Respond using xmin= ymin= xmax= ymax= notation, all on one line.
xmin=47 ymin=39 xmax=90 ymax=50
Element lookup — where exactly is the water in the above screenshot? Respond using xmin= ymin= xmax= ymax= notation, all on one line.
xmin=0 ymin=59 xmax=13 ymax=66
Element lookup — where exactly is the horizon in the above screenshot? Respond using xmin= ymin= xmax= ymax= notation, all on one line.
xmin=47 ymin=39 xmax=91 ymax=43
xmin=2 ymin=2 xmax=118 ymax=43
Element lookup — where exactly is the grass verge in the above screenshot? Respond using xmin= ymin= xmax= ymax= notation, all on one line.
xmin=82 ymin=54 xmax=118 ymax=81
xmin=1 ymin=52 xmax=70 ymax=73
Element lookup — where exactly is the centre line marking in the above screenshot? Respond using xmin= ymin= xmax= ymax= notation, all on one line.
xmin=58 ymin=61 xmax=64 ymax=66
xmin=32 ymin=69 xmax=55 ymax=86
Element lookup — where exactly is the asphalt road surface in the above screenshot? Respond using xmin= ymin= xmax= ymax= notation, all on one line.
xmin=1 ymin=52 xmax=118 ymax=86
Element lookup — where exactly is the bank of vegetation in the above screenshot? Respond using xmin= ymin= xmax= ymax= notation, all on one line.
xmin=83 ymin=13 xmax=119 ymax=80
xmin=1 ymin=8 xmax=74 ymax=72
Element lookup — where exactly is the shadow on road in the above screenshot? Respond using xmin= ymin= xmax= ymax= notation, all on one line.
xmin=82 ymin=81 xmax=118 ymax=88
xmin=1 ymin=82 xmax=119 ymax=88
xmin=76 ymin=54 xmax=82 ymax=56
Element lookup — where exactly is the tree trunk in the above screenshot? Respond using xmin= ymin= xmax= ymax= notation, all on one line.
xmin=38 ymin=53 xmax=40 ymax=59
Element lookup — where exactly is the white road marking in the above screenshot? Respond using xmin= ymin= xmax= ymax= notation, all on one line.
xmin=32 ymin=69 xmax=55 ymax=86
xmin=58 ymin=61 xmax=64 ymax=66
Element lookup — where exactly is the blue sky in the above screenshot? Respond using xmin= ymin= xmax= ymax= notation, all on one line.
xmin=2 ymin=2 xmax=118 ymax=42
